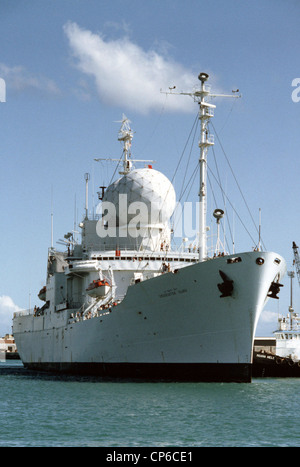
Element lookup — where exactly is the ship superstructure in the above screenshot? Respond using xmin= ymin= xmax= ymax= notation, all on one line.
xmin=274 ymin=242 xmax=300 ymax=361
xmin=13 ymin=73 xmax=286 ymax=382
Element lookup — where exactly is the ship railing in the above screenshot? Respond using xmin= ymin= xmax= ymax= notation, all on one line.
xmin=86 ymin=247 xmax=199 ymax=262
xmin=13 ymin=309 xmax=33 ymax=318
xmin=86 ymin=244 xmax=230 ymax=261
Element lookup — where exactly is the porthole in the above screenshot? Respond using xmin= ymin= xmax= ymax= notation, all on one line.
xmin=256 ymin=257 xmax=264 ymax=265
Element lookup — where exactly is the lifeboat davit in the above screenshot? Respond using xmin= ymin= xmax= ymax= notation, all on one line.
xmin=38 ymin=286 xmax=46 ymax=301
xmin=86 ymin=280 xmax=111 ymax=298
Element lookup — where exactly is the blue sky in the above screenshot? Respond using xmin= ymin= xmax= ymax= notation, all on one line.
xmin=0 ymin=0 xmax=299 ymax=336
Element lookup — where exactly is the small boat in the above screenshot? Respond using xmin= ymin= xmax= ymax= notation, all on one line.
xmin=86 ymin=280 xmax=111 ymax=298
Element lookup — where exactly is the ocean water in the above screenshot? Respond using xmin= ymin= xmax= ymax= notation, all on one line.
xmin=0 ymin=360 xmax=299 ymax=448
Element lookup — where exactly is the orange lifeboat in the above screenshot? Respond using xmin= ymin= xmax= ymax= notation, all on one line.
xmin=86 ymin=280 xmax=111 ymax=298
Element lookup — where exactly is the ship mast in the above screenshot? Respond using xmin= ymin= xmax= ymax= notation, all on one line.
xmin=198 ymin=73 xmax=214 ymax=261
xmin=287 ymin=271 xmax=295 ymax=330
xmin=94 ymin=114 xmax=155 ymax=175
xmin=163 ymin=73 xmax=241 ymax=261
xmin=117 ymin=115 xmax=134 ymax=175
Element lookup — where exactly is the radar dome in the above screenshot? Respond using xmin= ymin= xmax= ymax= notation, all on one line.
xmin=102 ymin=167 xmax=176 ymax=227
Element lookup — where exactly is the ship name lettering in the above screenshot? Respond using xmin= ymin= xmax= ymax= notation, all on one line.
xmin=159 ymin=288 xmax=177 ymax=298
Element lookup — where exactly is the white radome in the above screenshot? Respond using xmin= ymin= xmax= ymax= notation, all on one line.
xmin=102 ymin=167 xmax=176 ymax=226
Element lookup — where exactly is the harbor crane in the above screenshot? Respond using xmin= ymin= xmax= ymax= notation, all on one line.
xmin=292 ymin=241 xmax=300 ymax=287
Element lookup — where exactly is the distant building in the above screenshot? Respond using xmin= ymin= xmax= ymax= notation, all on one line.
xmin=0 ymin=334 xmax=18 ymax=354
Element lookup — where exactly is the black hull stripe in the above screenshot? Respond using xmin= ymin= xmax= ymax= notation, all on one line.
xmin=23 ymin=362 xmax=252 ymax=383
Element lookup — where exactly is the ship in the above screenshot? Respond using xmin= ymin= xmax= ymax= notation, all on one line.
xmin=13 ymin=73 xmax=286 ymax=382
xmin=253 ymin=242 xmax=300 ymax=377
xmin=0 ymin=334 xmax=19 ymax=360
xmin=274 ymin=254 xmax=300 ymax=362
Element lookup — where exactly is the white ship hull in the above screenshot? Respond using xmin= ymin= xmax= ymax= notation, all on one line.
xmin=13 ymin=251 xmax=286 ymax=382
xmin=12 ymin=77 xmax=287 ymax=382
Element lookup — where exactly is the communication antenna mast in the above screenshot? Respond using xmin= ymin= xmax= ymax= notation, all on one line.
xmin=85 ymin=173 xmax=90 ymax=219
xmin=162 ymin=73 xmax=241 ymax=261
xmin=94 ymin=115 xmax=155 ymax=175
xmin=117 ymin=115 xmax=134 ymax=174
xmin=51 ymin=185 xmax=54 ymax=249
xmin=292 ymin=241 xmax=300 ymax=287
xmin=258 ymin=208 xmax=261 ymax=251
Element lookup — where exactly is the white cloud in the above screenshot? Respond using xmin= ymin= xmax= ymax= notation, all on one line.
xmin=64 ymin=22 xmax=196 ymax=114
xmin=0 ymin=295 xmax=21 ymax=336
xmin=256 ymin=309 xmax=278 ymax=337
xmin=260 ymin=309 xmax=278 ymax=324
xmin=0 ymin=63 xmax=60 ymax=96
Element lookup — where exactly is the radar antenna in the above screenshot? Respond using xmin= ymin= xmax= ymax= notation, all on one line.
xmin=117 ymin=114 xmax=134 ymax=174
xmin=94 ymin=114 xmax=155 ymax=175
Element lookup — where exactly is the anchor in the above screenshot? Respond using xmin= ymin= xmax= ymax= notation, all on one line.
xmin=218 ymin=270 xmax=234 ymax=298
xmin=267 ymin=281 xmax=283 ymax=299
